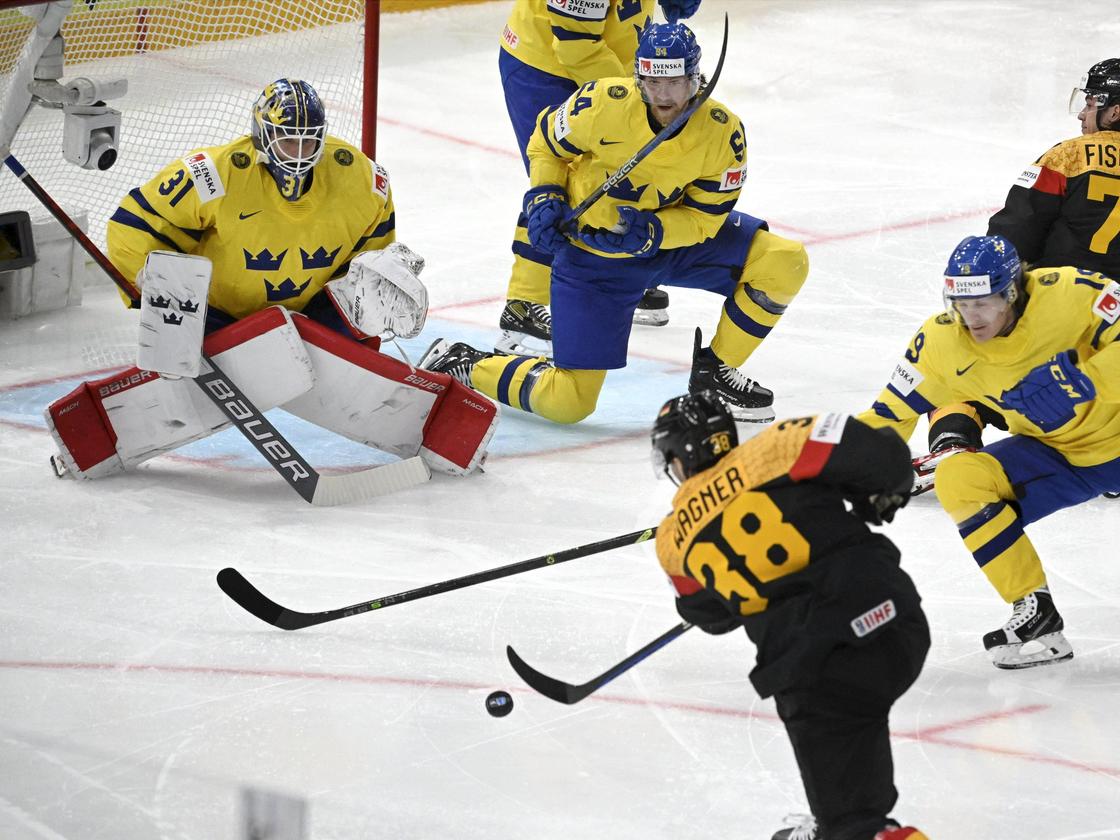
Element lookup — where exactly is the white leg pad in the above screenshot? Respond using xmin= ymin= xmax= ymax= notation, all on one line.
xmin=45 ymin=307 xmax=314 ymax=478
xmin=283 ymin=315 xmax=499 ymax=475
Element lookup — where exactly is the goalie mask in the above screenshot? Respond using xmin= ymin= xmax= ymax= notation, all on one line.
xmin=251 ymin=78 xmax=327 ymax=201
xmin=651 ymin=391 xmax=737 ymax=484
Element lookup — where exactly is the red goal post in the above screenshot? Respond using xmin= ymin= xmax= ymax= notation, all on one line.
xmin=0 ymin=0 xmax=380 ymax=250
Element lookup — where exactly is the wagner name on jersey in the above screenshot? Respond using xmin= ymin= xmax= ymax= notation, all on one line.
xmin=108 ymin=135 xmax=396 ymax=320
xmin=861 ymin=266 xmax=1120 ymax=466
xmin=526 ymin=76 xmax=749 ymax=253
xmin=655 ymin=413 xmax=919 ymax=696
xmin=500 ymin=0 xmax=655 ymax=83
xmin=988 ymin=130 xmax=1120 ymax=278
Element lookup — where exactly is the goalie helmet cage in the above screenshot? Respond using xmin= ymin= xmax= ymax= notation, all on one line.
xmin=0 ymin=0 xmax=380 ymax=252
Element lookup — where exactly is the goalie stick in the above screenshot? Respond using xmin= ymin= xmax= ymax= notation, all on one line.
xmin=562 ymin=13 xmax=730 ymax=228
xmin=3 ymin=153 xmax=430 ymax=505
xmin=217 ymin=526 xmax=657 ymax=630
xmin=506 ymin=621 xmax=694 ymax=705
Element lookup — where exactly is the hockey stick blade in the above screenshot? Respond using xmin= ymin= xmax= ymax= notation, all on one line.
xmin=563 ymin=13 xmax=729 ymax=227
xmin=506 ymin=621 xmax=693 ymax=705
xmin=217 ymin=527 xmax=657 ymax=630
xmin=310 ymin=455 xmax=430 ymax=506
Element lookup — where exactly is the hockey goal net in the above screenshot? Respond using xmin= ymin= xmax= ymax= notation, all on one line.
xmin=0 ymin=0 xmax=376 ymax=251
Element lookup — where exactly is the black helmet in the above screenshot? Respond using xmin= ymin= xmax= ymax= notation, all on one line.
xmin=651 ymin=391 xmax=737 ymax=483
xmin=1071 ymin=59 xmax=1120 ymax=128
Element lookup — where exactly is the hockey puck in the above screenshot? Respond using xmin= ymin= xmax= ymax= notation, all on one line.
xmin=485 ymin=690 xmax=514 ymax=717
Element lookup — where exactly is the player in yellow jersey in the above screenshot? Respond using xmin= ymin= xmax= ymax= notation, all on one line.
xmin=108 ymin=78 xmax=397 ymax=332
xmin=859 ymin=235 xmax=1120 ymax=668
xmin=650 ymin=393 xmax=929 ymax=840
xmin=422 ymin=22 xmax=808 ymax=425
xmin=496 ymin=0 xmax=698 ymax=356
xmin=917 ymin=60 xmax=1120 ymax=475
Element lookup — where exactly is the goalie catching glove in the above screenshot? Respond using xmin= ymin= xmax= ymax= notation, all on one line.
xmin=326 ymin=242 xmax=428 ymax=341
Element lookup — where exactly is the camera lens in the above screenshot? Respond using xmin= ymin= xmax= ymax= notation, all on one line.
xmin=88 ymin=128 xmax=117 ymax=171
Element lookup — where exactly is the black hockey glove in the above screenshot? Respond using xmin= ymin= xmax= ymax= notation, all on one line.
xmin=675 ymin=589 xmax=742 ymax=635
xmin=848 ymin=491 xmax=909 ymax=526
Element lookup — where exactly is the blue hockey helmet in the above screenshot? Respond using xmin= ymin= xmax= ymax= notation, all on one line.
xmin=635 ymin=23 xmax=702 ymax=99
xmin=943 ymin=235 xmax=1022 ymax=305
xmin=251 ymin=79 xmax=327 ymax=201
xmin=651 ymin=390 xmax=737 ymax=483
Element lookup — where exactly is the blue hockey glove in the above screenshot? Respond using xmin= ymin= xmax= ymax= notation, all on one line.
xmin=1001 ymin=350 xmax=1096 ymax=432
xmin=659 ymin=0 xmax=701 ymax=24
xmin=578 ymin=206 xmax=663 ymax=258
xmin=524 ymin=185 xmax=570 ymax=255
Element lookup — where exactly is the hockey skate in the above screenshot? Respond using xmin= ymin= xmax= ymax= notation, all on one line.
xmin=771 ymin=814 xmax=817 ymax=840
xmin=495 ymin=299 xmax=553 ymax=358
xmin=632 ymin=287 xmax=669 ymax=327
xmin=688 ymin=327 xmax=775 ymax=423
xmin=418 ymin=339 xmax=492 ymax=388
xmin=983 ymin=587 xmax=1073 ymax=669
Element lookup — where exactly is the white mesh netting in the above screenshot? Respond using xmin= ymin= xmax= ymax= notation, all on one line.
xmin=0 ymin=0 xmax=370 ymax=251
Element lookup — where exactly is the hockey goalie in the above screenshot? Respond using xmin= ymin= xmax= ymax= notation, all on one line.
xmin=45 ymin=246 xmax=499 ymax=483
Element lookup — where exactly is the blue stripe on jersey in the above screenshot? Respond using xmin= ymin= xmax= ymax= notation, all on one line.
xmin=1092 ymin=319 xmax=1111 ymax=349
xmin=512 ymin=240 xmax=552 ymax=267
xmin=556 ymin=133 xmax=585 ymax=156
xmin=547 ymin=6 xmax=608 ymax=22
xmin=692 ymin=178 xmax=723 ymax=192
xmin=497 ymin=355 xmax=538 ymax=407
xmin=109 ymin=207 xmax=186 ymax=253
xmin=540 ymin=109 xmax=566 ymax=159
xmin=551 ymin=25 xmax=601 ymax=42
xmin=723 ymin=296 xmax=771 ymax=339
xmin=870 ymin=401 xmax=900 ymax=421
xmin=169 ymin=178 xmax=195 ymax=207
xmin=682 ymin=194 xmax=738 ymax=215
xmin=128 ymin=187 xmax=204 ymax=241
xmin=957 ymin=501 xmax=1008 ymax=540
xmin=354 ymin=212 xmax=396 ymax=250
xmin=886 ymin=382 xmax=936 ymax=415
xmin=971 ymin=516 xmax=1025 ymax=568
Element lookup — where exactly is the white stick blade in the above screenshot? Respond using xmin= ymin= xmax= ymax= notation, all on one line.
xmin=310 ymin=456 xmax=431 ymax=506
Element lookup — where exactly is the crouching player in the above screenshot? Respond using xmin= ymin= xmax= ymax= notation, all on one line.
xmin=651 ymin=393 xmax=929 ymax=840
xmin=44 ymin=78 xmax=498 ymax=482
xmin=859 ymin=235 xmax=1120 ymax=668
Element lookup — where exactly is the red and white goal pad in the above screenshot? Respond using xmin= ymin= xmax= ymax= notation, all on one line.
xmin=45 ymin=306 xmax=499 ymax=480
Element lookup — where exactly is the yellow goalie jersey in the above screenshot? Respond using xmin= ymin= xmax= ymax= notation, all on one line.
xmin=107 ymin=135 xmax=396 ymax=320
xmin=500 ymin=0 xmax=655 ymax=83
xmin=526 ymin=76 xmax=749 ymax=253
xmin=859 ymin=266 xmax=1120 ymax=467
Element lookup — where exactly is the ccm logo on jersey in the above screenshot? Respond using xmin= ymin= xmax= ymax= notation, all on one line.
xmin=184 ymin=152 xmax=225 ymax=203
xmin=1093 ymin=281 xmax=1120 ymax=323
xmin=851 ymin=599 xmax=896 ymax=638
xmin=98 ymin=370 xmax=157 ymax=397
xmin=546 ymin=0 xmax=608 ymax=20
xmin=889 ymin=360 xmax=923 ymax=395
xmin=720 ymin=165 xmax=748 ymax=191
xmin=1013 ymin=164 xmax=1041 ymax=189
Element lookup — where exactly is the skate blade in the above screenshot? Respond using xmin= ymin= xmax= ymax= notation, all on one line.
xmin=495 ymin=330 xmax=553 ymax=359
xmin=418 ymin=338 xmax=449 ymax=369
xmin=632 ymin=310 xmax=669 ymax=327
xmin=989 ymin=631 xmax=1074 ymax=669
xmin=728 ymin=405 xmax=776 ymax=424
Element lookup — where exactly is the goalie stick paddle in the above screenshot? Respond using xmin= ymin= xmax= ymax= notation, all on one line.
xmin=562 ymin=12 xmax=730 ymax=228
xmin=217 ymin=526 xmax=657 ymax=630
xmin=506 ymin=621 xmax=694 ymax=705
xmin=3 ymin=153 xmax=430 ymax=506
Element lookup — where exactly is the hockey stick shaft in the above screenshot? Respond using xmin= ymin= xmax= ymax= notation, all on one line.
xmin=507 ymin=621 xmax=694 ymax=705
xmin=562 ymin=13 xmax=729 ymax=228
xmin=3 ymin=153 xmax=428 ymax=505
xmin=217 ymin=526 xmax=657 ymax=630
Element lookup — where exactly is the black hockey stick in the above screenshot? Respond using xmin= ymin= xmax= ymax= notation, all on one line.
xmin=4 ymin=153 xmax=429 ymax=505
xmin=217 ymin=526 xmax=658 ymax=630
xmin=507 ymin=621 xmax=694 ymax=705
xmin=563 ymin=13 xmax=729 ymax=228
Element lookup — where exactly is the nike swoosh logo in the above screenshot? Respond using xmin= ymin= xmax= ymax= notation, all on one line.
xmin=238 ymin=210 xmax=262 ymax=220
xmin=599 ymin=139 xmax=622 ymax=146
xmin=956 ymin=361 xmax=977 ymax=376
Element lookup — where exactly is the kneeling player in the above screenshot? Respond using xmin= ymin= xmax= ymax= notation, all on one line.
xmin=652 ymin=393 xmax=929 ymax=840
xmin=859 ymin=235 xmax=1120 ymax=668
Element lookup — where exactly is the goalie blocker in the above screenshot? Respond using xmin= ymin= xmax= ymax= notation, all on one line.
xmin=45 ymin=306 xmax=498 ymax=480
